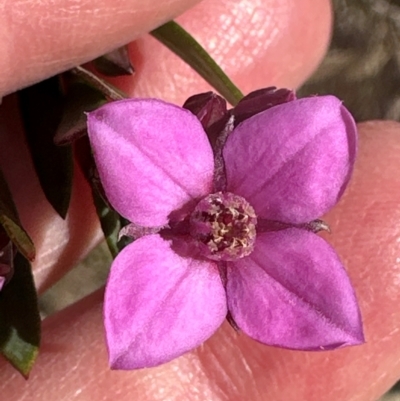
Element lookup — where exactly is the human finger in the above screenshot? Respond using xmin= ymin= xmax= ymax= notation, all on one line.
xmin=0 ymin=0 xmax=203 ymax=96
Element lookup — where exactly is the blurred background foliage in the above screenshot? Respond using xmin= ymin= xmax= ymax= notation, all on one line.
xmin=300 ymin=0 xmax=400 ymax=122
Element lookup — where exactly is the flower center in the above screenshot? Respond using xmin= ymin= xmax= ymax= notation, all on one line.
xmin=189 ymin=192 xmax=257 ymax=261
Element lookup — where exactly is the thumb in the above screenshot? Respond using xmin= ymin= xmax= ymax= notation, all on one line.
xmin=0 ymin=0 xmax=202 ymax=96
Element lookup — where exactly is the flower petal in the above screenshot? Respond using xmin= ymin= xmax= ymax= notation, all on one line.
xmin=224 ymin=96 xmax=357 ymax=223
xmin=104 ymin=234 xmax=227 ymax=369
xmin=226 ymin=228 xmax=364 ymax=350
xmin=87 ymin=99 xmax=214 ymax=226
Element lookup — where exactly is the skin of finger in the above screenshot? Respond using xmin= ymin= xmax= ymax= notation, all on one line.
xmin=113 ymin=0 xmax=332 ymax=104
xmin=0 ymin=0 xmax=203 ymax=96
xmin=1 ymin=121 xmax=400 ymax=401
xmin=0 ymin=0 xmax=331 ymax=292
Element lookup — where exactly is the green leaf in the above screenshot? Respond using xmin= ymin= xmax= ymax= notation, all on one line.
xmin=0 ymin=169 xmax=35 ymax=261
xmin=71 ymin=66 xmax=127 ymax=101
xmin=92 ymin=189 xmax=121 ymax=259
xmin=18 ymin=77 xmax=73 ymax=219
xmin=151 ymin=21 xmax=243 ymax=106
xmin=75 ymin=136 xmax=121 ymax=259
xmin=92 ymin=45 xmax=134 ymax=77
xmin=54 ymin=82 xmax=107 ymax=146
xmin=0 ymin=254 xmax=40 ymax=377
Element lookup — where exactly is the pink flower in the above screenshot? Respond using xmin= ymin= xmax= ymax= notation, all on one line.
xmin=87 ymin=93 xmax=364 ymax=370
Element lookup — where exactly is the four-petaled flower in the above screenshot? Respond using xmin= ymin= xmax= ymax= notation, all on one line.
xmin=87 ymin=92 xmax=364 ymax=370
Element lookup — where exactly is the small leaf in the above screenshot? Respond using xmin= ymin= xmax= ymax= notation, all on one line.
xmin=93 ymin=45 xmax=134 ymax=77
xmin=151 ymin=21 xmax=243 ymax=106
xmin=0 ymin=253 xmax=41 ymax=377
xmin=92 ymin=189 xmax=121 ymax=259
xmin=18 ymin=77 xmax=74 ymax=219
xmin=75 ymin=137 xmax=121 ymax=258
xmin=0 ymin=232 xmax=15 ymax=291
xmin=54 ymin=83 xmax=107 ymax=146
xmin=0 ymin=169 xmax=35 ymax=261
xmin=71 ymin=66 xmax=127 ymax=101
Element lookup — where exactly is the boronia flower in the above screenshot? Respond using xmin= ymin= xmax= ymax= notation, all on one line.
xmin=87 ymin=90 xmax=364 ymax=370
